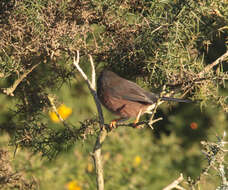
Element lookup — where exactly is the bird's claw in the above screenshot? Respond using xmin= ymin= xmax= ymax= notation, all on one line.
xmin=133 ymin=123 xmax=143 ymax=129
xmin=133 ymin=120 xmax=143 ymax=129
xmin=109 ymin=120 xmax=117 ymax=129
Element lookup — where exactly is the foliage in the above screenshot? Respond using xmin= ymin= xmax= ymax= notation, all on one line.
xmin=0 ymin=0 xmax=228 ymax=189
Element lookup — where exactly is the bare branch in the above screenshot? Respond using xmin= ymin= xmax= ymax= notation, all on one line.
xmin=148 ymin=100 xmax=163 ymax=129
xmin=74 ymin=51 xmax=104 ymax=125
xmin=48 ymin=96 xmax=64 ymax=122
xmin=2 ymin=63 xmax=40 ymax=96
xmin=198 ymin=50 xmax=228 ymax=77
xmin=88 ymin=54 xmax=96 ymax=88
xmin=148 ymin=85 xmax=166 ymax=129
xmin=163 ymin=174 xmax=185 ymax=190
xmin=73 ymin=51 xmax=93 ymax=90
xmin=73 ymin=51 xmax=105 ymax=190
xmin=113 ymin=118 xmax=163 ymax=129
xmin=151 ymin=24 xmax=167 ymax=35
xmin=92 ymin=128 xmax=107 ymax=190
xmin=148 ymin=117 xmax=163 ymax=125
xmin=48 ymin=95 xmax=68 ymax=127
xmin=73 ymin=52 xmax=105 ymax=125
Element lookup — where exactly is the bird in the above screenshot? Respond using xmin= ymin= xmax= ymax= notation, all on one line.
xmin=97 ymin=70 xmax=191 ymax=128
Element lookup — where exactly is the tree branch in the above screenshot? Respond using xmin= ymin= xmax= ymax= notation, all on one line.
xmin=2 ymin=63 xmax=40 ymax=96
xmin=113 ymin=118 xmax=163 ymax=129
xmin=73 ymin=51 xmax=93 ymax=90
xmin=73 ymin=51 xmax=106 ymax=190
xmin=163 ymin=173 xmax=185 ymax=190
xmin=148 ymin=85 xmax=166 ymax=129
xmin=165 ymin=51 xmax=228 ymax=90
xmin=48 ymin=95 xmax=68 ymax=127
xmin=198 ymin=50 xmax=228 ymax=77
xmin=89 ymin=54 xmax=96 ymax=88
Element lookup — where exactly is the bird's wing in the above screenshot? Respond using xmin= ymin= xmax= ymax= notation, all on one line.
xmin=108 ymin=80 xmax=157 ymax=104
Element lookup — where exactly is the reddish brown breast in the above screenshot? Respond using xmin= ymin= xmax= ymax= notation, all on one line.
xmin=99 ymin=89 xmax=150 ymax=118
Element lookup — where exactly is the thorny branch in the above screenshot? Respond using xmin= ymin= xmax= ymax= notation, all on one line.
xmin=48 ymin=95 xmax=67 ymax=127
xmin=113 ymin=118 xmax=163 ymax=130
xmin=2 ymin=63 xmax=40 ymax=96
xmin=166 ymin=50 xmax=228 ymax=92
xmin=198 ymin=50 xmax=228 ymax=77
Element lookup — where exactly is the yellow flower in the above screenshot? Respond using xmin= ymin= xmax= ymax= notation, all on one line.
xmin=66 ymin=180 xmax=81 ymax=190
xmin=49 ymin=104 xmax=72 ymax=123
xmin=133 ymin=155 xmax=142 ymax=167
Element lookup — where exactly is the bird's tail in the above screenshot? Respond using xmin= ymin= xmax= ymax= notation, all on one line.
xmin=160 ymin=97 xmax=192 ymax=103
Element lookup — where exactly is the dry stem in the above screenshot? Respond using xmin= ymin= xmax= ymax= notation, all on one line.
xmin=198 ymin=50 xmax=228 ymax=77
xmin=113 ymin=118 xmax=163 ymax=129
xmin=73 ymin=50 xmax=106 ymax=190
xmin=163 ymin=173 xmax=185 ymax=190
xmin=48 ymin=95 xmax=68 ymax=127
xmin=2 ymin=63 xmax=40 ymax=96
xmin=148 ymin=86 xmax=166 ymax=129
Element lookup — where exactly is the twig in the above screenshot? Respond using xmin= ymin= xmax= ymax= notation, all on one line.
xmin=198 ymin=50 xmax=228 ymax=77
xmin=163 ymin=173 xmax=185 ymax=190
xmin=149 ymin=117 xmax=163 ymax=125
xmin=73 ymin=51 xmax=104 ymax=124
xmin=166 ymin=50 xmax=228 ymax=90
xmin=73 ymin=51 xmax=93 ymax=89
xmin=48 ymin=95 xmax=67 ymax=127
xmin=88 ymin=54 xmax=96 ymax=90
xmin=114 ymin=118 xmax=163 ymax=129
xmin=73 ymin=51 xmax=106 ymax=190
xmin=2 ymin=63 xmax=40 ymax=96
xmin=148 ymin=86 xmax=166 ymax=129
xmin=151 ymin=25 xmax=165 ymax=35
xmin=148 ymin=101 xmax=163 ymax=129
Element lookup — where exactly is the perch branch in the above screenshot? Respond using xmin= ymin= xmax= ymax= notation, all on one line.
xmin=163 ymin=173 xmax=185 ymax=190
xmin=113 ymin=118 xmax=163 ymax=129
xmin=2 ymin=63 xmax=40 ymax=96
xmin=73 ymin=51 xmax=106 ymax=190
